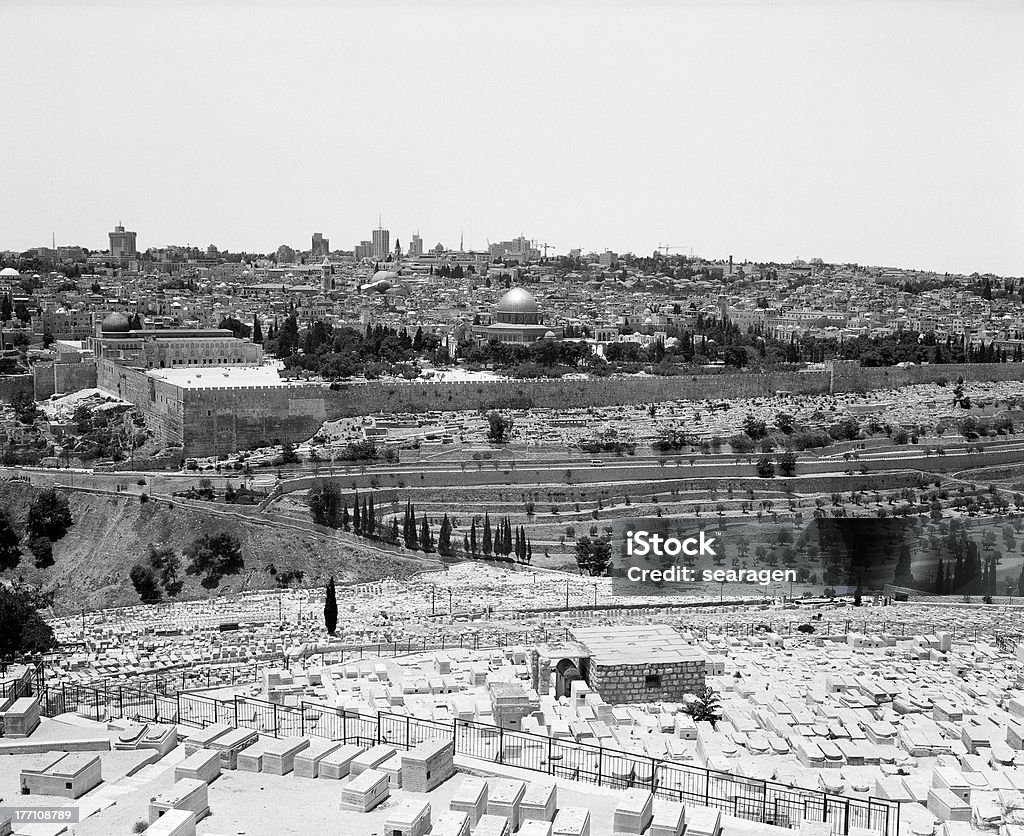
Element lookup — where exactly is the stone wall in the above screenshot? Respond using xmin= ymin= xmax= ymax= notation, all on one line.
xmin=97 ymin=360 xmax=185 ymax=449
xmin=831 ymin=360 xmax=1024 ymax=393
xmin=33 ymin=362 xmax=97 ymax=400
xmin=90 ymin=359 xmax=1024 ymax=456
xmin=588 ymin=658 xmax=706 ymax=705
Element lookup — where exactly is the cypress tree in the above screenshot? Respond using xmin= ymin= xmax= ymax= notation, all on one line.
xmin=340 ymin=503 xmax=350 ymax=531
xmin=482 ymin=514 xmax=492 ymax=556
xmin=352 ymin=492 xmax=361 ymax=533
xmin=361 ymin=498 xmax=369 ymax=536
xmin=470 ymin=518 xmax=478 ymax=556
xmin=366 ymin=494 xmax=375 ymax=536
xmin=323 ymin=576 xmax=338 ymax=635
xmin=252 ymin=314 xmax=263 ymax=344
xmin=420 ymin=515 xmax=434 ymax=553
xmin=438 ymin=514 xmax=452 ymax=556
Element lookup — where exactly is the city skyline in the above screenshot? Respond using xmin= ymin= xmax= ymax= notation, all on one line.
xmin=1 ymin=1 xmax=1022 ymax=276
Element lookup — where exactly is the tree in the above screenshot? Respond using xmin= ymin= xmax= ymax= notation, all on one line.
xmin=11 ymin=391 xmax=38 ymax=425
xmin=129 ymin=564 xmax=161 ymax=602
xmin=776 ymin=451 xmax=797 ymax=477
xmin=743 ymin=415 xmax=768 ymax=440
xmin=147 ymin=544 xmax=181 ymax=593
xmin=29 ymin=536 xmax=53 ymax=569
xmin=756 ymin=456 xmax=775 ymax=478
xmin=482 ymin=514 xmax=493 ymax=556
xmin=184 ymin=532 xmax=244 ymax=587
xmin=324 ymin=577 xmax=338 ymax=635
xmin=252 ymin=314 xmax=263 ymax=344
xmin=0 ymin=509 xmax=21 ymax=571
xmin=893 ymin=542 xmax=914 ymax=586
xmin=575 ymin=536 xmax=612 ymax=576
xmin=27 ymin=489 xmax=73 ymax=542
xmin=683 ymin=685 xmax=722 ymax=726
xmin=438 ymin=515 xmax=453 ymax=557
xmin=0 ymin=585 xmax=56 ymax=657
xmin=486 ymin=411 xmax=513 ymax=443
xmin=419 ymin=515 xmax=434 ymax=553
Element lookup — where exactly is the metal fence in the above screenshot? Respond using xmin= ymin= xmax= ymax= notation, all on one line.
xmin=36 ymin=674 xmax=899 ymax=836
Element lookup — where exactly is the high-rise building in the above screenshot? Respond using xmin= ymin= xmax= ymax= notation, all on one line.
xmin=409 ymin=233 xmax=423 ymax=257
xmin=311 ymin=232 xmax=329 ymax=257
xmin=372 ymin=226 xmax=390 ymax=260
xmin=109 ymin=223 xmax=137 ymax=260
xmin=354 ymin=240 xmax=373 ymax=260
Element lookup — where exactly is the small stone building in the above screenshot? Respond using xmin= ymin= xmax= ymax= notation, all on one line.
xmin=531 ymin=626 xmax=706 ymax=705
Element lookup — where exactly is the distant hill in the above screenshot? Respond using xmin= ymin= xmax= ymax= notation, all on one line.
xmin=0 ymin=482 xmax=438 ymax=614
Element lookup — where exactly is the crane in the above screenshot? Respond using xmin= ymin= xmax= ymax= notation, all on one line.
xmin=541 ymin=242 xmax=555 ymax=259
xmin=657 ymin=244 xmax=694 ymax=257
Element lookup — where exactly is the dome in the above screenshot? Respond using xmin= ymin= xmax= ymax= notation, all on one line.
xmin=496 ymin=287 xmax=538 ymax=315
xmin=544 ymin=330 xmax=556 ymax=339
xmin=0 ymin=267 xmax=19 ymax=277
xmin=372 ymin=270 xmax=399 ymax=283
xmin=101 ymin=311 xmax=131 ymax=333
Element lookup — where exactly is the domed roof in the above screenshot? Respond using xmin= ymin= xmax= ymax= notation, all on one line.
xmin=0 ymin=267 xmax=19 ymax=277
xmin=496 ymin=287 xmax=538 ymax=314
xmin=372 ymin=270 xmax=399 ymax=282
xmin=101 ymin=311 xmax=131 ymax=333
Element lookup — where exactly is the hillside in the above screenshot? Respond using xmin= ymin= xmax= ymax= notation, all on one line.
xmin=0 ymin=482 xmax=439 ymax=614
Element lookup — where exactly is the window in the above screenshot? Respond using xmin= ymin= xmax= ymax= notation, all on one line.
xmin=645 ymin=674 xmax=661 ymax=689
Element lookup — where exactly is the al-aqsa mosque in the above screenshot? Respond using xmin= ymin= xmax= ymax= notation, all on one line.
xmin=471 ymin=287 xmax=563 ymax=344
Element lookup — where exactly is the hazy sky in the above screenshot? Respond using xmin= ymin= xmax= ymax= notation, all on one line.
xmin=2 ymin=0 xmax=1022 ymax=275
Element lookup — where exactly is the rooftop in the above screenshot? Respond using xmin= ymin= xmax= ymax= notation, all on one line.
xmin=146 ymin=364 xmax=292 ymax=389
xmin=570 ymin=625 xmax=706 ymax=665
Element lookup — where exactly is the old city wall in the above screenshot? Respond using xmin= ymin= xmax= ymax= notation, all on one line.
xmin=84 ymin=360 xmax=1024 ymax=456
xmin=831 ymin=361 xmax=1024 ymax=393
xmin=321 ymin=371 xmax=830 ymax=416
xmin=181 ymin=385 xmax=329 ymax=457
xmin=96 ymin=360 xmax=185 ymax=447
xmin=33 ymin=362 xmax=98 ymax=400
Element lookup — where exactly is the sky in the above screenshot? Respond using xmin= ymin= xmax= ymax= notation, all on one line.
xmin=1 ymin=0 xmax=1022 ymax=276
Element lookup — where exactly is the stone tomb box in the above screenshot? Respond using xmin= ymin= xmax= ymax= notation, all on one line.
xmin=141 ymin=808 xmax=196 ymax=836
xmin=208 ymin=727 xmax=258 ymax=769
xmin=261 ymin=736 xmax=309 ymax=775
xmin=552 ymin=807 xmax=591 ymax=836
xmin=184 ymin=723 xmax=232 ymax=756
xmin=400 ymin=738 xmax=454 ymax=793
xmin=293 ymin=738 xmax=341 ymax=778
xmin=350 ymin=743 xmax=397 ymax=776
xmin=384 ymin=798 xmax=431 ymax=836
xmin=431 ymin=811 xmax=471 ymax=836
xmin=340 ymin=767 xmax=390 ymax=812
xmin=2 ymin=697 xmax=41 ymax=738
xmin=450 ymin=775 xmax=488 ymax=825
xmin=520 ymin=780 xmax=557 ymax=822
xmin=475 ymin=815 xmax=512 ymax=836
xmin=148 ymin=778 xmax=210 ymax=824
xmin=487 ymin=778 xmax=527 ymax=832
xmin=520 ymin=822 xmax=555 ymax=836
xmin=613 ymin=789 xmax=654 ymax=835
xmin=318 ymin=744 xmax=364 ymax=780
xmin=20 ymin=752 xmax=102 ymax=798
xmin=173 ymin=748 xmax=221 ymax=784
